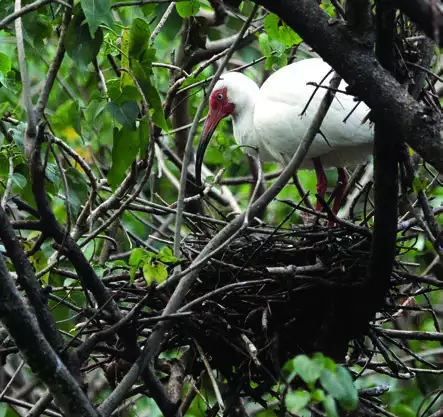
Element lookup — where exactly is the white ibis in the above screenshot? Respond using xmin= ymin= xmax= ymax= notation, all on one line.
xmin=195 ymin=58 xmax=373 ymax=215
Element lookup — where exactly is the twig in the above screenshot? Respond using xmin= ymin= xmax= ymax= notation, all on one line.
xmin=1 ymin=154 xmax=14 ymax=209
xmin=150 ymin=2 xmax=175 ymax=46
xmin=374 ymin=327 xmax=443 ymax=342
xmin=0 ymin=395 xmax=62 ymax=417
xmin=194 ymin=339 xmax=225 ymax=411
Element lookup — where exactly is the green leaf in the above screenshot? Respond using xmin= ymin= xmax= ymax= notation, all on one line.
xmin=0 ymin=68 xmax=19 ymax=92
xmin=107 ymin=126 xmax=140 ymax=190
xmin=11 ymin=173 xmax=27 ymax=189
xmin=0 ymin=153 xmax=8 ymax=176
xmin=146 ymin=82 xmax=168 ymax=130
xmin=85 ymin=93 xmax=107 ymax=124
xmin=139 ymin=48 xmax=156 ymax=75
xmin=129 ymin=265 xmax=138 ymax=284
xmin=141 ymin=4 xmax=158 ymax=17
xmin=176 ymin=0 xmax=200 ymax=18
xmin=312 ymin=389 xmax=326 ymax=402
xmin=391 ymin=405 xmax=415 ymax=417
xmin=129 ymin=248 xmax=151 ymax=266
xmin=412 ymin=176 xmax=427 ymax=194
xmin=258 ymin=33 xmax=271 ymax=58
xmin=106 ymin=101 xmax=140 ymax=131
xmin=107 ymin=78 xmax=122 ymax=102
xmin=286 ymin=390 xmax=311 ymax=413
xmin=65 ymin=167 xmax=89 ymax=214
xmin=143 ymin=262 xmax=168 ymax=285
xmin=293 ymin=354 xmax=324 ymax=384
xmin=129 ymin=18 xmax=151 ymax=59
xmin=51 ymin=100 xmax=82 ymax=137
xmin=263 ymin=13 xmax=301 ymax=47
xmin=10 ymin=122 xmax=26 ymax=154
xmin=65 ymin=14 xmax=103 ymax=69
xmin=320 ymin=366 xmax=358 ymax=410
xmin=80 ymin=0 xmax=113 ymax=36
xmin=323 ymin=395 xmax=339 ymax=417
xmin=132 ymin=60 xmax=168 ymax=130
xmin=323 ymin=357 xmax=336 ymax=371
xmin=107 ymin=81 xmax=141 ymax=105
xmin=157 ymin=246 xmax=179 ymax=263
xmin=0 ymin=52 xmax=11 ymax=75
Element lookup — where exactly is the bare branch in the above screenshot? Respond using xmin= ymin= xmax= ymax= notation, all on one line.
xmin=0 ymin=253 xmax=98 ymax=417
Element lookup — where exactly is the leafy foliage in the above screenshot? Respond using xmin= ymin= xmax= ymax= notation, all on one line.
xmin=285 ymin=353 xmax=359 ymax=416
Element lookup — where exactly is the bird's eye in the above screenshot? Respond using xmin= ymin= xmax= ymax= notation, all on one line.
xmin=216 ymin=93 xmax=224 ymax=101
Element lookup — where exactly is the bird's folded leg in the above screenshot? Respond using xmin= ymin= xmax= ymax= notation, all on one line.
xmin=313 ymin=157 xmax=328 ymax=212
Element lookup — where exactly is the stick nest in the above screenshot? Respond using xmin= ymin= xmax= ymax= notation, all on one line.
xmin=145 ymin=223 xmax=382 ymax=390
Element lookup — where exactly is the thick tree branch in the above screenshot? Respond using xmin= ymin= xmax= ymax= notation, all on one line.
xmin=346 ymin=0 xmax=373 ymax=33
xmin=364 ymin=3 xmax=399 ymax=323
xmin=0 ymin=253 xmax=98 ymax=417
xmin=0 ymin=207 xmax=79 ymax=375
xmin=253 ymin=0 xmax=443 ymax=174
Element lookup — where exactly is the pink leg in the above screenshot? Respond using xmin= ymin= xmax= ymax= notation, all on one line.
xmin=313 ymin=157 xmax=327 ymax=212
xmin=332 ymin=167 xmax=348 ymax=215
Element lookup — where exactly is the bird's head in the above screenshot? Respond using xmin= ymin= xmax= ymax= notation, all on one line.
xmin=195 ymin=72 xmax=258 ymax=186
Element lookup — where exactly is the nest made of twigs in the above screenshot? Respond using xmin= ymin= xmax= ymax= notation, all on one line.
xmin=155 ymin=223 xmax=380 ymax=391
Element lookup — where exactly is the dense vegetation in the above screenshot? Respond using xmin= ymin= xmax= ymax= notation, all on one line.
xmin=0 ymin=0 xmax=442 ymax=416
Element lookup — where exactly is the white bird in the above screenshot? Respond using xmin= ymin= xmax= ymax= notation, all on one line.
xmin=195 ymin=58 xmax=373 ymax=215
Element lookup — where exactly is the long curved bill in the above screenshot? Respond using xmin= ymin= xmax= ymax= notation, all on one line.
xmin=195 ymin=109 xmax=224 ymax=187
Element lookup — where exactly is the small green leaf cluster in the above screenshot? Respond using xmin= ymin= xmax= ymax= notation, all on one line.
xmin=259 ymin=14 xmax=302 ymax=70
xmin=176 ymin=0 xmax=201 ymax=18
xmin=284 ymin=353 xmax=359 ymax=417
xmin=128 ymin=247 xmax=179 ymax=285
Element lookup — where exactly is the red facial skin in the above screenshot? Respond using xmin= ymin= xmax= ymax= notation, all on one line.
xmin=207 ymin=87 xmax=235 ymax=126
xmin=195 ymin=87 xmax=235 ymax=186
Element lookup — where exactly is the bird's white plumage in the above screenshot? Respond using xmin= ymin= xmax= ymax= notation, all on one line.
xmin=214 ymin=58 xmax=373 ymax=169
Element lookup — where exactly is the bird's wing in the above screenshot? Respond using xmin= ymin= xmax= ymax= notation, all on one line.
xmin=254 ymin=58 xmax=373 ymax=164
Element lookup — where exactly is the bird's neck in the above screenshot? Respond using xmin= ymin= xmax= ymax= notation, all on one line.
xmin=232 ymin=97 xmax=256 ymax=150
